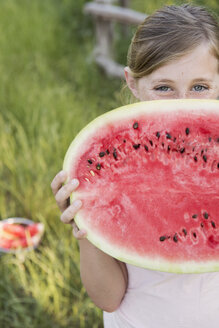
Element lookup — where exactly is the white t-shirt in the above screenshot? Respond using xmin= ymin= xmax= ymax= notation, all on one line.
xmin=103 ymin=263 xmax=219 ymax=328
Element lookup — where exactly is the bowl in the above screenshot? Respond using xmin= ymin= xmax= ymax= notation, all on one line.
xmin=0 ymin=217 xmax=44 ymax=253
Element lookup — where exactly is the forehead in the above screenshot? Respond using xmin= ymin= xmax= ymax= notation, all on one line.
xmin=150 ymin=43 xmax=218 ymax=80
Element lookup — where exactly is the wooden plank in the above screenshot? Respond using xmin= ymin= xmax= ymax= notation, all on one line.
xmin=95 ymin=17 xmax=114 ymax=58
xmin=95 ymin=0 xmax=116 ymax=3
xmin=95 ymin=0 xmax=117 ymax=3
xmin=95 ymin=55 xmax=125 ymax=78
xmin=84 ymin=3 xmax=146 ymax=25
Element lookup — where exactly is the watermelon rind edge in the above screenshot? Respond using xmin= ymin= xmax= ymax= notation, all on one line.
xmin=63 ymin=99 xmax=219 ymax=274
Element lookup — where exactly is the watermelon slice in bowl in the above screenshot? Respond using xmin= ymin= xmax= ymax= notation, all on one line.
xmin=63 ymin=99 xmax=219 ymax=273
xmin=0 ymin=218 xmax=44 ymax=253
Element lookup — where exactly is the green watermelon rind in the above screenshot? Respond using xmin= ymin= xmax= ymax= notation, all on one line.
xmin=63 ymin=99 xmax=219 ymax=274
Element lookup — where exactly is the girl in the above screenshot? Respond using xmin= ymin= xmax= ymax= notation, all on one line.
xmin=51 ymin=4 xmax=219 ymax=327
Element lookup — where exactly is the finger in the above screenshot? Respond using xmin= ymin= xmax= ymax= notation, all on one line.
xmin=55 ymin=179 xmax=80 ymax=212
xmin=60 ymin=200 xmax=82 ymax=223
xmin=51 ymin=170 xmax=67 ymax=195
xmin=72 ymin=222 xmax=87 ymax=240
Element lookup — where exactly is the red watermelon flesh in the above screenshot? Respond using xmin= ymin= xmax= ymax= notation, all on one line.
xmin=2 ymin=223 xmax=40 ymax=239
xmin=63 ymin=99 xmax=219 ymax=273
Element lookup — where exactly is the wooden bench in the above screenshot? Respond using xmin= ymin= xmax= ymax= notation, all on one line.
xmin=84 ymin=0 xmax=146 ymax=78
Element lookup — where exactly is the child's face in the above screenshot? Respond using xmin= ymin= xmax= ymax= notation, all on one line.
xmin=125 ymin=43 xmax=219 ymax=101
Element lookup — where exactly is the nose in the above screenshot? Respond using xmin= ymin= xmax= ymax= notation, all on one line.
xmin=177 ymin=91 xmax=188 ymax=99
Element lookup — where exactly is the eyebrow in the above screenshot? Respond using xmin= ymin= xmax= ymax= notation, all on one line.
xmin=152 ymin=78 xmax=213 ymax=84
xmin=191 ymin=78 xmax=213 ymax=83
xmin=152 ymin=79 xmax=174 ymax=84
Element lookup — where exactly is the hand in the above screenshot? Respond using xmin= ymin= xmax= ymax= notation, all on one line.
xmin=51 ymin=170 xmax=87 ymax=239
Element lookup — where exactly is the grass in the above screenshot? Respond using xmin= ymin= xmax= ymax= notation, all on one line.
xmin=0 ymin=0 xmax=218 ymax=327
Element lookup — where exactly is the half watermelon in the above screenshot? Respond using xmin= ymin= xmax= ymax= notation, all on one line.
xmin=63 ymin=99 xmax=219 ymax=273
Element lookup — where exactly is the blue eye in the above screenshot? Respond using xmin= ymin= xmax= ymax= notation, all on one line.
xmin=155 ymin=86 xmax=171 ymax=92
xmin=193 ymin=85 xmax=208 ymax=92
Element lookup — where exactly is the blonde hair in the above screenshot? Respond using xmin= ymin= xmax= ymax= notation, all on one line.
xmin=127 ymin=4 xmax=219 ymax=78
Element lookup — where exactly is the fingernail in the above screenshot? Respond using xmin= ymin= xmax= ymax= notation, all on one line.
xmin=78 ymin=230 xmax=87 ymax=237
xmin=74 ymin=199 xmax=82 ymax=208
xmin=71 ymin=179 xmax=79 ymax=186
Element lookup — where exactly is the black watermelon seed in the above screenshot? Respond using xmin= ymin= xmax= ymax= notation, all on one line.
xmin=144 ymin=145 xmax=149 ymax=152
xmin=123 ymin=140 xmax=126 ymax=143
xmin=166 ymin=133 xmax=171 ymax=139
xmin=218 ymin=163 xmax=219 ymax=169
xmin=149 ymin=140 xmax=153 ymax=146
xmin=201 ymin=149 xmax=204 ymax=155
xmin=173 ymin=234 xmax=178 ymax=243
xmin=203 ymin=212 xmax=209 ymax=219
xmin=87 ymin=159 xmax=93 ymax=165
xmin=113 ymin=149 xmax=118 ymax=160
xmin=211 ymin=221 xmax=216 ymax=228
xmin=99 ymin=152 xmax=106 ymax=157
xmin=133 ymin=122 xmax=138 ymax=129
xmin=96 ymin=163 xmax=101 ymax=170
xmin=106 ymin=149 xmax=110 ymax=154
xmin=156 ymin=132 xmax=160 ymax=139
xmin=192 ymin=214 xmax=198 ymax=218
xmin=201 ymin=222 xmax=204 ymax=228
xmin=183 ymin=229 xmax=187 ymax=236
xmin=203 ymin=155 xmax=207 ymax=162
xmin=133 ymin=144 xmax=140 ymax=149
xmin=162 ymin=143 xmax=164 ymax=148
xmin=160 ymin=236 xmax=166 ymax=242
xmin=185 ymin=127 xmax=190 ymax=135
xmin=180 ymin=148 xmax=185 ymax=154
xmin=193 ymin=232 xmax=197 ymax=238
xmin=217 ymin=138 xmax=219 ymax=143
xmin=167 ymin=145 xmax=171 ymax=152
xmin=173 ymin=137 xmax=176 ymax=142
xmin=194 ymin=156 xmax=198 ymax=162
xmin=209 ymin=137 xmax=212 ymax=142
